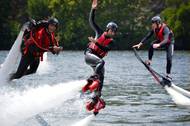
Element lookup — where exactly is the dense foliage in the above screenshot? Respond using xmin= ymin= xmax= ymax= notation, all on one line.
xmin=0 ymin=0 xmax=189 ymax=50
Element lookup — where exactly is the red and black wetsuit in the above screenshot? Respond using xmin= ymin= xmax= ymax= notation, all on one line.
xmin=84 ymin=8 xmax=114 ymax=96
xmin=141 ymin=23 xmax=174 ymax=74
xmin=11 ymin=21 xmax=58 ymax=80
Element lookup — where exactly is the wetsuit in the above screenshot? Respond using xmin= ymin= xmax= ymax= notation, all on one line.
xmin=84 ymin=8 xmax=114 ymax=97
xmin=141 ymin=23 xmax=174 ymax=74
xmin=11 ymin=23 xmax=58 ymax=80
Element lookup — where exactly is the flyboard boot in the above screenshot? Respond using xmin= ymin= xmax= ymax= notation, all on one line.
xmin=82 ymin=74 xmax=105 ymax=115
xmin=86 ymin=95 xmax=106 ymax=115
xmin=82 ymin=74 xmax=100 ymax=93
xmin=160 ymin=76 xmax=172 ymax=87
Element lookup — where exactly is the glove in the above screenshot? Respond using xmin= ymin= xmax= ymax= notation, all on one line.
xmin=49 ymin=46 xmax=63 ymax=54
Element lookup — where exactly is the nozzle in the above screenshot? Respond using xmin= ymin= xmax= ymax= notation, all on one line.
xmin=93 ymin=112 xmax=99 ymax=116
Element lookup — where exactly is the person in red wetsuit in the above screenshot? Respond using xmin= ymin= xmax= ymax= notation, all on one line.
xmin=10 ymin=18 xmax=63 ymax=80
xmin=82 ymin=0 xmax=118 ymax=115
xmin=133 ymin=16 xmax=174 ymax=83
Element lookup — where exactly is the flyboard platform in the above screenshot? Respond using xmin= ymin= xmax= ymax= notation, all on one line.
xmin=133 ymin=48 xmax=190 ymax=106
xmin=81 ymin=76 xmax=106 ymax=116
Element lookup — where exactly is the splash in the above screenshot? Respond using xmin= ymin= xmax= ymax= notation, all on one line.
xmin=0 ymin=80 xmax=86 ymax=126
xmin=165 ymin=85 xmax=190 ymax=106
xmin=71 ymin=115 xmax=95 ymax=126
xmin=37 ymin=52 xmax=51 ymax=75
xmin=35 ymin=114 xmax=50 ymax=126
xmin=171 ymin=84 xmax=190 ymax=97
xmin=0 ymin=30 xmax=23 ymax=83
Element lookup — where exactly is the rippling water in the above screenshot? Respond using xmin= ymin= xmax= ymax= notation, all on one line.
xmin=0 ymin=50 xmax=190 ymax=126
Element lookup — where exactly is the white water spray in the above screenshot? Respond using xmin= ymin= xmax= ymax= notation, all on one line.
xmin=71 ymin=115 xmax=95 ymax=126
xmin=37 ymin=52 xmax=51 ymax=75
xmin=165 ymin=86 xmax=190 ymax=106
xmin=35 ymin=114 xmax=50 ymax=126
xmin=0 ymin=30 xmax=23 ymax=83
xmin=171 ymin=84 xmax=190 ymax=97
xmin=0 ymin=80 xmax=86 ymax=126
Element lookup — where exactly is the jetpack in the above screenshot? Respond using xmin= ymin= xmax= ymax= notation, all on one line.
xmin=82 ymin=75 xmax=105 ymax=115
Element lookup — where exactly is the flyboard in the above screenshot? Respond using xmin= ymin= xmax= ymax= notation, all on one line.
xmin=0 ymin=29 xmax=24 ymax=82
xmin=81 ymin=77 xmax=106 ymax=116
xmin=133 ymin=48 xmax=190 ymax=106
xmin=69 ymin=82 xmax=103 ymax=126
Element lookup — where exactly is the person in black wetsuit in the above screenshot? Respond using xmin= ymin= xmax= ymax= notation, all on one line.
xmin=82 ymin=0 xmax=118 ymax=114
xmin=133 ymin=16 xmax=174 ymax=80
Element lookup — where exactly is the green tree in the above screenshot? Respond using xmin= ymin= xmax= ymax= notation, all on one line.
xmin=161 ymin=1 xmax=190 ymax=49
xmin=1 ymin=0 xmax=189 ymax=50
xmin=27 ymin=0 xmax=52 ymax=20
xmin=48 ymin=0 xmax=155 ymax=50
xmin=48 ymin=0 xmax=91 ymax=49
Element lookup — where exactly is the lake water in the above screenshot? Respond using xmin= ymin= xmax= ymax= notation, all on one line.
xmin=0 ymin=50 xmax=190 ymax=126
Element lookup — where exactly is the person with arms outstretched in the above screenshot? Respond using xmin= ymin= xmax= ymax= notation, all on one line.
xmin=133 ymin=16 xmax=174 ymax=82
xmin=82 ymin=0 xmax=118 ymax=115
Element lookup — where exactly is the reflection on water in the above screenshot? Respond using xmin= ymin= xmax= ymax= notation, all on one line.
xmin=0 ymin=50 xmax=190 ymax=126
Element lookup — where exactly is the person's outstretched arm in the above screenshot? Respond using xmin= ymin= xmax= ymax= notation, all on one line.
xmin=140 ymin=30 xmax=154 ymax=44
xmin=133 ymin=30 xmax=154 ymax=48
xmin=89 ymin=0 xmax=103 ymax=38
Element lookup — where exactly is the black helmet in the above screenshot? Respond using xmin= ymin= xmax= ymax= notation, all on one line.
xmin=151 ymin=16 xmax=161 ymax=24
xmin=106 ymin=22 xmax=118 ymax=32
xmin=48 ymin=18 xmax=59 ymax=28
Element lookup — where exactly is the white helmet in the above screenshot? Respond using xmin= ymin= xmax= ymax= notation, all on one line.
xmin=106 ymin=22 xmax=118 ymax=32
xmin=151 ymin=16 xmax=161 ymax=24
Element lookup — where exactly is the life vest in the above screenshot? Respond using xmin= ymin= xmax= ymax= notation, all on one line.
xmin=23 ymin=20 xmax=48 ymax=41
xmin=23 ymin=27 xmax=57 ymax=61
xmin=154 ymin=23 xmax=173 ymax=43
xmin=88 ymin=32 xmax=112 ymax=58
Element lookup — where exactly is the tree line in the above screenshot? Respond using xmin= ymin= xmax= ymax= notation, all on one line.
xmin=0 ymin=0 xmax=189 ymax=50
